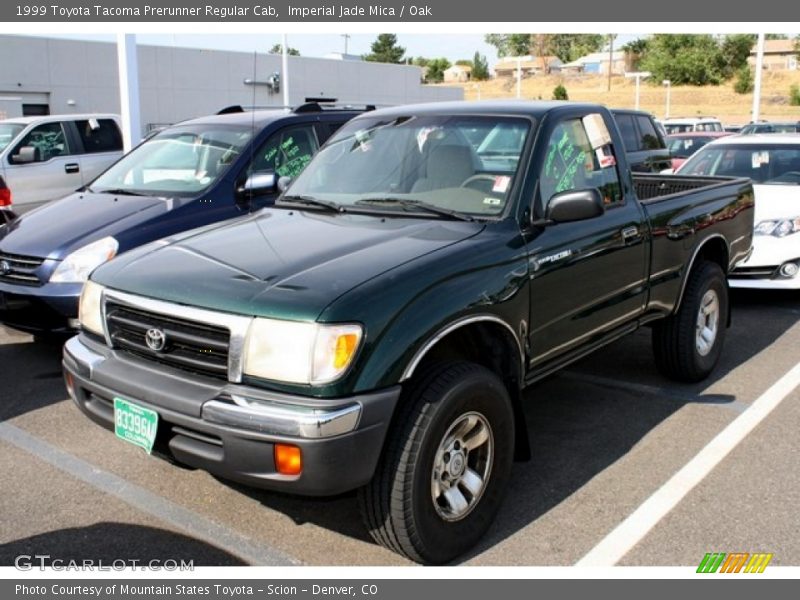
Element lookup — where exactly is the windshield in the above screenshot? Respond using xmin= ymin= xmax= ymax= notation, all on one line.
xmin=89 ymin=124 xmax=253 ymax=196
xmin=285 ymin=115 xmax=532 ymax=217
xmin=667 ymin=136 xmax=715 ymax=158
xmin=679 ymin=143 xmax=800 ymax=185
xmin=0 ymin=123 xmax=25 ymax=153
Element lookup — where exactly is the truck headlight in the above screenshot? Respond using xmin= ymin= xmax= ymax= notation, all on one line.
xmin=50 ymin=236 xmax=119 ymax=283
xmin=78 ymin=280 xmax=105 ymax=336
xmin=243 ymin=318 xmax=362 ymax=385
xmin=754 ymin=218 xmax=800 ymax=237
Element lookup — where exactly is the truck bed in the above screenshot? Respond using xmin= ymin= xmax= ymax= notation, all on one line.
xmin=633 ymin=173 xmax=748 ymax=203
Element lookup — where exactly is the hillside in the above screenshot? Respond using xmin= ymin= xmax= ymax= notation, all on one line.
xmin=443 ymin=70 xmax=800 ymax=125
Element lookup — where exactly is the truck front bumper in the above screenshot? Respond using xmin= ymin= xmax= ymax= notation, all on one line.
xmin=63 ymin=335 xmax=401 ymax=496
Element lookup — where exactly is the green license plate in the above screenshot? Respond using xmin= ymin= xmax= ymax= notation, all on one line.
xmin=113 ymin=397 xmax=159 ymax=454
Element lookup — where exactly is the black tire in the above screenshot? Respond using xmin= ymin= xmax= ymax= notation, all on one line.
xmin=652 ymin=260 xmax=728 ymax=382
xmin=359 ymin=361 xmax=515 ymax=564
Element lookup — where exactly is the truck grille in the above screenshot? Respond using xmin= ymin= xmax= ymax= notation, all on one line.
xmin=730 ymin=265 xmax=778 ymax=279
xmin=0 ymin=251 xmax=44 ymax=286
xmin=105 ymin=302 xmax=230 ymax=379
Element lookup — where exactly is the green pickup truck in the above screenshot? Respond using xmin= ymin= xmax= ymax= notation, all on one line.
xmin=63 ymin=101 xmax=754 ymax=564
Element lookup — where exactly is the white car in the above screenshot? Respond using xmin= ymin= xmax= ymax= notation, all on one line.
xmin=676 ymin=134 xmax=800 ymax=289
xmin=663 ymin=117 xmax=724 ymax=135
xmin=0 ymin=114 xmax=123 ymax=212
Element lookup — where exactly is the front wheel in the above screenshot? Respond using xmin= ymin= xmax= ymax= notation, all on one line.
xmin=652 ymin=260 xmax=729 ymax=382
xmin=359 ymin=362 xmax=515 ymax=564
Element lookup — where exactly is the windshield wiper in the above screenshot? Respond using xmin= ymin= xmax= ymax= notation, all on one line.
xmin=356 ymin=197 xmax=474 ymax=222
xmin=88 ymin=187 xmax=148 ymax=196
xmin=279 ymin=194 xmax=346 ymax=213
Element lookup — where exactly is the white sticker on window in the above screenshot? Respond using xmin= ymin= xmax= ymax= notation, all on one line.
xmin=582 ymin=114 xmax=612 ymax=149
xmin=752 ymin=151 xmax=770 ymax=168
xmin=492 ymin=175 xmax=511 ymax=193
xmin=483 ymin=197 xmax=501 ymax=205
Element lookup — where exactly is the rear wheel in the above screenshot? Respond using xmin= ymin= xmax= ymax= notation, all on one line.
xmin=652 ymin=260 xmax=728 ymax=382
xmin=359 ymin=361 xmax=515 ymax=564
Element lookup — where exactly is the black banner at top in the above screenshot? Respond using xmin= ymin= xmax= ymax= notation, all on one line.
xmin=1 ymin=0 xmax=797 ymax=22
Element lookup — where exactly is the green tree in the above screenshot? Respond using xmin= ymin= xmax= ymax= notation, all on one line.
xmin=365 ymin=34 xmax=406 ymax=64
xmin=734 ymin=65 xmax=754 ymax=94
xmin=790 ymin=84 xmax=800 ymax=106
xmin=553 ymin=84 xmax=569 ymax=100
xmin=721 ymin=34 xmax=756 ymax=77
xmin=622 ymin=37 xmax=649 ymax=70
xmin=765 ymin=34 xmax=789 ymax=40
xmin=472 ymin=52 xmax=490 ymax=81
xmin=425 ymin=58 xmax=451 ymax=83
xmin=412 ymin=57 xmax=429 ymax=68
xmin=484 ymin=34 xmax=531 ymax=57
xmin=455 ymin=59 xmax=473 ymax=67
xmin=549 ymin=34 xmax=604 ymax=62
xmin=639 ymin=34 xmax=726 ymax=85
xmin=268 ymin=44 xmax=299 ymax=56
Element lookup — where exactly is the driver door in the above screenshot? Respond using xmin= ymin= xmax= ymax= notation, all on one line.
xmin=526 ymin=112 xmax=648 ymax=368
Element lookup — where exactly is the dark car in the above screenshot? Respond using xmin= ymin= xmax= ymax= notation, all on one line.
xmin=0 ymin=103 xmax=366 ymax=334
xmin=739 ymin=121 xmax=800 ymax=135
xmin=65 ymin=100 xmax=754 ymax=564
xmin=666 ymin=131 xmax=731 ymax=170
xmin=611 ymin=109 xmax=672 ymax=172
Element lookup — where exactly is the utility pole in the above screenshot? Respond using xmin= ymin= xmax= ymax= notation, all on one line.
xmin=662 ymin=80 xmax=671 ymax=119
xmin=341 ymin=33 xmax=351 ymax=55
xmin=607 ymin=35 xmax=614 ymax=92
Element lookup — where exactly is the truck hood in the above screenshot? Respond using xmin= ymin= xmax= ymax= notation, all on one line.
xmin=0 ymin=191 xmax=183 ymax=260
xmin=752 ymin=184 xmax=800 ymax=221
xmin=92 ymin=209 xmax=484 ymax=321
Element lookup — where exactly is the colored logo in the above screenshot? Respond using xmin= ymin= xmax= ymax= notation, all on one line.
xmin=697 ymin=552 xmax=773 ymax=573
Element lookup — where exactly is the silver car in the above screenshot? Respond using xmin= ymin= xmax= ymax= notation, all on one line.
xmin=0 ymin=114 xmax=123 ymax=212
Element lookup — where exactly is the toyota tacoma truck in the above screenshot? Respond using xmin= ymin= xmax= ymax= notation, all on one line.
xmin=63 ymin=101 xmax=754 ymax=564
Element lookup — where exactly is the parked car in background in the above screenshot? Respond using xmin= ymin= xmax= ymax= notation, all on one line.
xmin=666 ymin=131 xmax=731 ymax=170
xmin=0 ymin=114 xmax=123 ymax=212
xmin=0 ymin=173 xmax=17 ymax=224
xmin=0 ymin=103 xmax=366 ymax=335
xmin=676 ymin=134 xmax=800 ymax=289
xmin=64 ymin=100 xmax=753 ymax=564
xmin=739 ymin=121 xmax=800 ymax=135
xmin=611 ymin=109 xmax=671 ymax=172
xmin=663 ymin=117 xmax=724 ymax=134
xmin=724 ymin=124 xmax=743 ymax=133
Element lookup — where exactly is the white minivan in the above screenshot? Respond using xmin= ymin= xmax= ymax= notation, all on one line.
xmin=0 ymin=114 xmax=123 ymax=212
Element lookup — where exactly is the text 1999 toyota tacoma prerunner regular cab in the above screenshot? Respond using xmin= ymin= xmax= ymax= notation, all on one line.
xmin=63 ymin=102 xmax=755 ymax=564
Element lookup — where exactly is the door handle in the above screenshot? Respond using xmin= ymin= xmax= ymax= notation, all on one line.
xmin=621 ymin=226 xmax=640 ymax=241
xmin=65 ymin=163 xmax=80 ymax=174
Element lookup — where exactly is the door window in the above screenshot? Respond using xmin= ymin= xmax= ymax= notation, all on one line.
xmin=249 ymin=124 xmax=319 ymax=179
xmin=615 ymin=114 xmax=639 ymax=152
xmin=74 ymin=119 xmax=123 ymax=154
xmin=540 ymin=116 xmax=623 ymax=208
xmin=635 ymin=116 xmax=663 ymax=150
xmin=10 ymin=122 xmax=71 ymax=163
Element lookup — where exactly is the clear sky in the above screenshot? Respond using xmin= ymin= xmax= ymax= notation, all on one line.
xmin=25 ymin=33 xmax=642 ymax=66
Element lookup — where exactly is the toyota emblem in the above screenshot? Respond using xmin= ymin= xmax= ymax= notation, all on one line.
xmin=145 ymin=328 xmax=167 ymax=352
xmin=0 ymin=260 xmax=10 ymax=275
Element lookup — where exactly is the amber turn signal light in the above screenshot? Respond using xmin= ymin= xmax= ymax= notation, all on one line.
xmin=274 ymin=444 xmax=302 ymax=475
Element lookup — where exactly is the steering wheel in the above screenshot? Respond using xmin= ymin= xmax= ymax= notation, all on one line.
xmin=460 ymin=174 xmax=497 ymax=190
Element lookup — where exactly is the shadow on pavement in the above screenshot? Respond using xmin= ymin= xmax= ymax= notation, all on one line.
xmin=0 ymin=331 xmax=69 ymax=422
xmin=0 ymin=522 xmax=244 ymax=566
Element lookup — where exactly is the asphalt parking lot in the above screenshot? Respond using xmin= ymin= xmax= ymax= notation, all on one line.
xmin=1 ymin=288 xmax=798 ymax=567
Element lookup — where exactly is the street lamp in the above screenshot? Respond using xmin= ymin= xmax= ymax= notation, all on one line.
xmin=662 ymin=80 xmax=671 ymax=119
xmin=625 ymin=71 xmax=651 ymax=110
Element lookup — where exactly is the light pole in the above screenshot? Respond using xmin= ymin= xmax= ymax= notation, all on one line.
xmin=515 ymin=55 xmax=532 ymax=99
xmin=662 ymin=79 xmax=671 ymax=119
xmin=752 ymin=33 xmax=765 ymax=123
xmin=625 ymin=71 xmax=651 ymax=110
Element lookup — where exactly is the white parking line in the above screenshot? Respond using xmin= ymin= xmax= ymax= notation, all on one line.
xmin=575 ymin=361 xmax=800 ymax=566
xmin=0 ymin=422 xmax=299 ymax=567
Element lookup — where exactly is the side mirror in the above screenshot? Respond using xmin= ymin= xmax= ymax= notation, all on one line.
xmin=11 ymin=146 xmax=38 ymax=164
xmin=238 ymin=171 xmax=277 ymax=198
xmin=546 ymin=188 xmax=605 ymax=223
